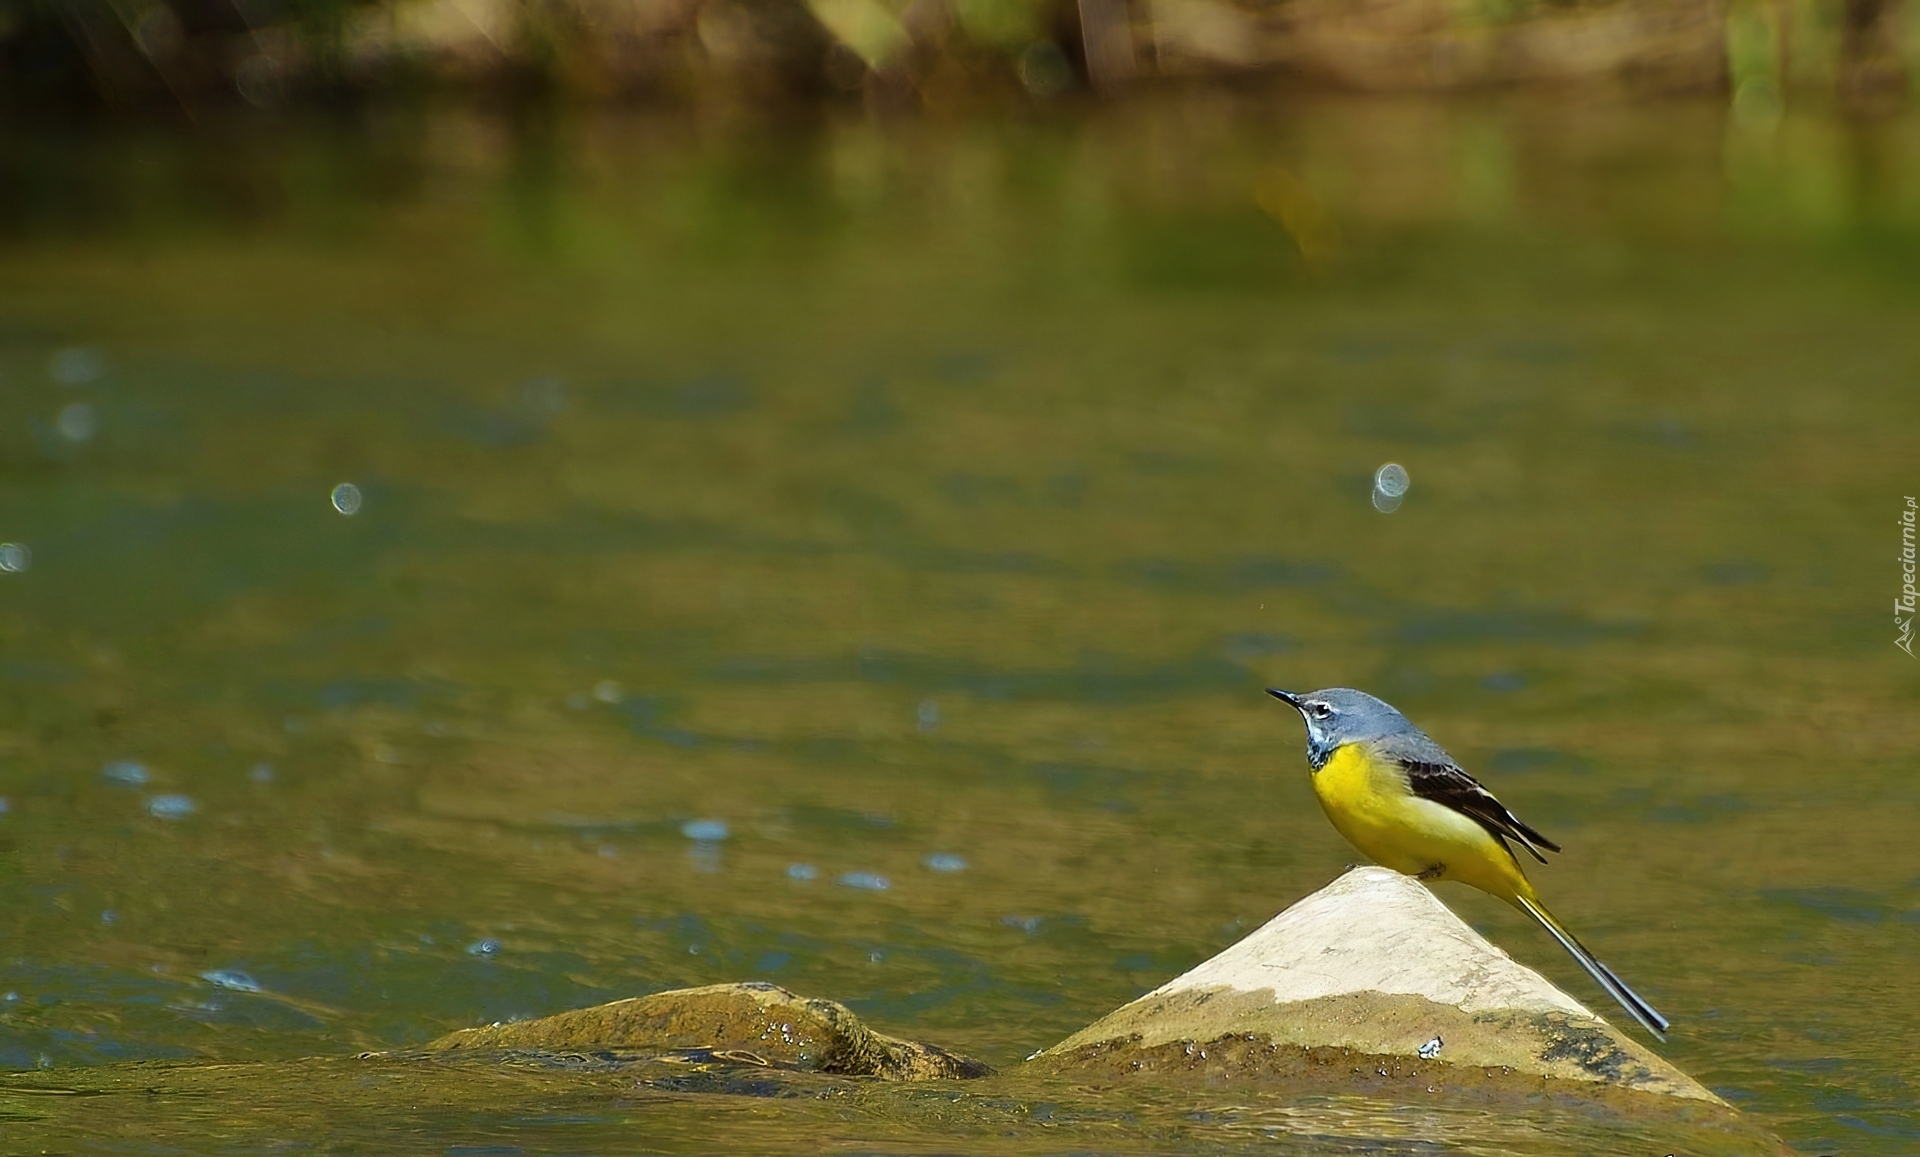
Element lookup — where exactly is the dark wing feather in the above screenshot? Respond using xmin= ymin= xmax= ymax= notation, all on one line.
xmin=1400 ymin=759 xmax=1562 ymax=864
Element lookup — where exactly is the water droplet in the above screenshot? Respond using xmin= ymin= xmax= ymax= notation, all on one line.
xmin=102 ymin=760 xmax=149 ymax=787
xmin=1001 ymin=914 xmax=1043 ymax=934
xmin=922 ymin=853 xmax=968 ymax=873
xmin=1372 ymin=462 xmax=1410 ymax=511
xmin=330 ymin=483 xmax=362 ymax=516
xmin=1374 ymin=462 xmax=1410 ymax=497
xmin=55 ymin=402 xmax=96 ymax=443
xmin=786 ymin=863 xmax=818 ymax=881
xmin=592 ymin=679 xmax=624 ymax=704
xmin=50 ymin=347 xmax=102 ymax=385
xmin=837 ymin=871 xmax=890 ymax=891
xmin=467 ymin=938 xmax=502 ymax=956
xmin=233 ymin=53 xmax=284 ymax=109
xmin=249 ymin=762 xmax=275 ymax=783
xmin=147 ymin=794 xmax=197 ymax=819
xmin=681 ymin=819 xmax=729 ymax=841
xmin=916 ymin=699 xmax=939 ymax=731
xmin=100 ymin=910 xmax=116 ymax=924
xmin=0 ymin=543 xmax=30 ymax=573
xmin=202 ymin=969 xmax=264 ymax=993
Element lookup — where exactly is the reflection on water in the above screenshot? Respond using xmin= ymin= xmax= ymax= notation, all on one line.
xmin=0 ymin=95 xmax=1916 ymax=1153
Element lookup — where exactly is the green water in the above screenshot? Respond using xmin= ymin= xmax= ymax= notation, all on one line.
xmin=0 ymin=93 xmax=1915 ymax=1154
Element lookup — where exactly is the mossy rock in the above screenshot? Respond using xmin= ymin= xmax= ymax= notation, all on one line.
xmin=426 ymin=981 xmax=990 ymax=1081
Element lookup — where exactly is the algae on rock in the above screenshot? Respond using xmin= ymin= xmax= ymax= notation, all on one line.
xmin=426 ymin=981 xmax=991 ymax=1080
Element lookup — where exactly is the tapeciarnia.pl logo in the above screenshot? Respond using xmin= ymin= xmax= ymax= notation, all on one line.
xmin=1899 ymin=497 xmax=1917 ymax=657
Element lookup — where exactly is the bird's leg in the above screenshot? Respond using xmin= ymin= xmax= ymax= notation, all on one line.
xmin=1416 ymin=863 xmax=1447 ymax=880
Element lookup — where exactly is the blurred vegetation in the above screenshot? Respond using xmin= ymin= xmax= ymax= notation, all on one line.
xmin=0 ymin=0 xmax=1912 ymax=110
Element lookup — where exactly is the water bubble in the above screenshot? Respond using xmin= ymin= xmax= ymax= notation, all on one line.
xmin=147 ymin=794 xmax=197 ymax=819
xmin=103 ymin=760 xmax=149 ymax=787
xmin=1001 ymin=914 xmax=1044 ymax=935
xmin=1374 ymin=462 xmax=1410 ymax=497
xmin=922 ymin=853 xmax=968 ymax=873
xmin=50 ymin=347 xmax=102 ymax=385
xmin=466 ymin=938 xmax=502 ymax=956
xmin=3 ymin=992 xmax=16 ymax=1002
xmin=55 ymin=402 xmax=97 ymax=443
xmin=1018 ymin=40 xmax=1072 ymax=97
xmin=330 ymin=483 xmax=362 ymax=516
xmin=916 ymin=699 xmax=939 ymax=732
xmin=1372 ymin=463 xmax=1410 ymax=513
xmin=233 ymin=53 xmax=284 ymax=109
xmin=592 ymin=680 xmax=624 ymax=704
xmin=201 ymin=969 xmax=263 ymax=993
xmin=786 ymin=863 xmax=818 ymax=881
xmin=681 ymin=818 xmax=729 ymax=841
xmin=837 ymin=871 xmax=890 ymax=891
xmin=0 ymin=543 xmax=30 ymax=573
xmin=100 ymin=910 xmax=116 ymax=924
xmin=249 ymin=762 xmax=275 ymax=783
xmin=0 ymin=798 xmax=9 ymax=814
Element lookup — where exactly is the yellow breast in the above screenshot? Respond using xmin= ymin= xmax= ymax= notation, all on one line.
xmin=1309 ymin=743 xmax=1531 ymax=900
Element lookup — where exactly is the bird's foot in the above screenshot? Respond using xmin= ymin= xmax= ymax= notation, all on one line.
xmin=1416 ymin=863 xmax=1446 ymax=880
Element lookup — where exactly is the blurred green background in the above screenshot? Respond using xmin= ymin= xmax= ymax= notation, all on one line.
xmin=0 ymin=26 xmax=1917 ymax=1156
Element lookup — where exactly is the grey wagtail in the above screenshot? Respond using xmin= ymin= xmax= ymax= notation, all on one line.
xmin=1268 ymin=686 xmax=1671 ymax=1040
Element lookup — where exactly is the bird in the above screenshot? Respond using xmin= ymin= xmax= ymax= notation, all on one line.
xmin=1266 ymin=686 xmax=1671 ymax=1040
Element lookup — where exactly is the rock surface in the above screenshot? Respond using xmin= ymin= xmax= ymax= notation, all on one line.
xmin=426 ymin=981 xmax=990 ymax=1080
xmin=1038 ymin=866 xmax=1720 ymax=1103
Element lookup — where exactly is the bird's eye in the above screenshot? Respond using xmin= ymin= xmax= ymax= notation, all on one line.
xmin=1308 ymin=702 xmax=1333 ymax=719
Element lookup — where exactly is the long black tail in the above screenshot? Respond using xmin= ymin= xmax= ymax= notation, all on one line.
xmin=1516 ymin=894 xmax=1671 ymax=1041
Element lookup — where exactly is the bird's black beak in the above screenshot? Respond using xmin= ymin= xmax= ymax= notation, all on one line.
xmin=1266 ymin=688 xmax=1303 ymax=710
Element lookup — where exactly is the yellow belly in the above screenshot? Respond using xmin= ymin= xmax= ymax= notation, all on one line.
xmin=1310 ymin=744 xmax=1534 ymax=903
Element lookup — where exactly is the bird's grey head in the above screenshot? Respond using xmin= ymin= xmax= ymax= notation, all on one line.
xmin=1266 ymin=687 xmax=1420 ymax=769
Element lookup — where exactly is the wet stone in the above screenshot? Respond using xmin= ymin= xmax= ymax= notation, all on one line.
xmin=423 ymin=981 xmax=991 ymax=1081
xmin=1033 ymin=868 xmax=1721 ymax=1103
